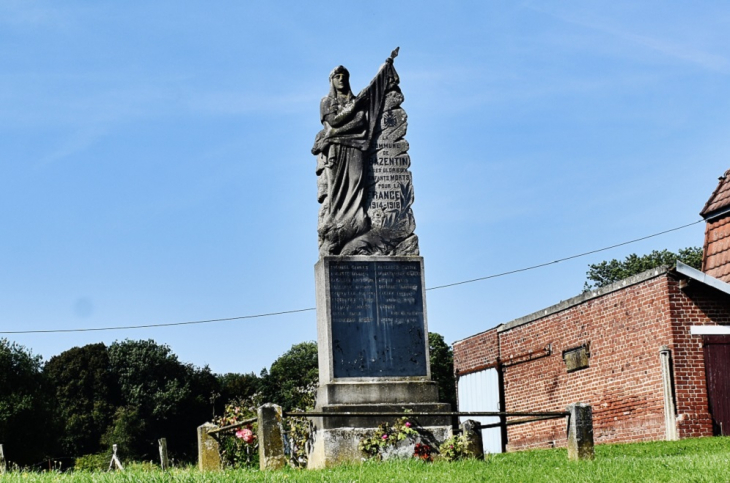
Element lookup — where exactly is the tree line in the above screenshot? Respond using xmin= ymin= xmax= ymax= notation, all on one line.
xmin=0 ymin=334 xmax=455 ymax=468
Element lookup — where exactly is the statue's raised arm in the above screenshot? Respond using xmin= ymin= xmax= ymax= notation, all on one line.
xmin=313 ymin=48 xmax=418 ymax=258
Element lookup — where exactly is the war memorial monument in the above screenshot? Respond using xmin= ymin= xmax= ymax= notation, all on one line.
xmin=308 ymin=48 xmax=452 ymax=468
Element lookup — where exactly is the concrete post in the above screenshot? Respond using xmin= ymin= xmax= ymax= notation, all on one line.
xmin=257 ymin=404 xmax=286 ymax=470
xmin=460 ymin=420 xmax=484 ymax=459
xmin=158 ymin=438 xmax=169 ymax=470
xmin=659 ymin=346 xmax=678 ymax=441
xmin=0 ymin=444 xmax=6 ymax=473
xmin=108 ymin=444 xmax=124 ymax=471
xmin=197 ymin=423 xmax=221 ymax=471
xmin=566 ymin=403 xmax=594 ymax=460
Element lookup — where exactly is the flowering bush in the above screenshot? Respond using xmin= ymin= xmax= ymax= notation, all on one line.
xmin=438 ymin=433 xmax=471 ymax=461
xmin=358 ymin=417 xmax=426 ymax=460
xmin=214 ymin=395 xmax=260 ymax=468
xmin=235 ymin=428 xmax=254 ymax=443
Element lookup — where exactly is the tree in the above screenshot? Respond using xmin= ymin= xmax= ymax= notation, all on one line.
xmin=107 ymin=339 xmax=218 ymax=461
xmin=259 ymin=342 xmax=318 ymax=411
xmin=44 ymin=343 xmax=119 ymax=458
xmin=0 ymin=339 xmax=52 ymax=466
xmin=428 ymin=332 xmax=456 ymax=409
xmin=584 ymin=247 xmax=703 ymax=291
xmin=216 ymin=372 xmax=261 ymax=415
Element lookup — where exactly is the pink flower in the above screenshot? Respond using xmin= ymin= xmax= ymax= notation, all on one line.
xmin=236 ymin=428 xmax=254 ymax=443
xmin=405 ymin=422 xmax=411 ymax=428
xmin=382 ymin=434 xmax=389 ymax=440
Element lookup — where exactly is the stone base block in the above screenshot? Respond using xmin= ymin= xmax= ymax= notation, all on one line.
xmin=313 ymin=402 xmax=452 ymax=430
xmin=307 ymin=401 xmax=452 ymax=469
xmin=317 ymin=381 xmax=440 ymax=406
xmin=307 ymin=425 xmax=452 ymax=469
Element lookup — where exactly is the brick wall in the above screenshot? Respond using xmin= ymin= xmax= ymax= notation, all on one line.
xmin=453 ymin=327 xmax=499 ymax=376
xmin=501 ymin=275 xmax=674 ymax=449
xmin=454 ymin=270 xmax=728 ymax=451
xmin=668 ymin=280 xmax=730 ymax=438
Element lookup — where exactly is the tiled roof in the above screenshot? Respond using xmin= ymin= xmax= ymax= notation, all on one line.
xmin=700 ymin=169 xmax=730 ymax=218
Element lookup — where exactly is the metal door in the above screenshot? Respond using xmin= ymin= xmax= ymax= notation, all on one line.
xmin=457 ymin=368 xmax=503 ymax=453
xmin=703 ymin=335 xmax=730 ymax=436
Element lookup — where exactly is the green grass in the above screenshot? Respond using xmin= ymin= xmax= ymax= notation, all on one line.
xmin=3 ymin=437 xmax=729 ymax=482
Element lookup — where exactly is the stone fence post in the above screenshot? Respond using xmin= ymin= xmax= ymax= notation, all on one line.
xmin=566 ymin=403 xmax=594 ymax=460
xmin=0 ymin=444 xmax=6 ymax=473
xmin=258 ymin=403 xmax=286 ymax=470
xmin=197 ymin=423 xmax=221 ymax=471
xmin=460 ymin=420 xmax=484 ymax=459
xmin=158 ymin=438 xmax=169 ymax=470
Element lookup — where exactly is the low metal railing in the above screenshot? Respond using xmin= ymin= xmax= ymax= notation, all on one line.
xmin=198 ymin=403 xmax=594 ymax=471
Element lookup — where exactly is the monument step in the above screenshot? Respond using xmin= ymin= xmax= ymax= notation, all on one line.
xmin=312 ymin=402 xmax=452 ymax=429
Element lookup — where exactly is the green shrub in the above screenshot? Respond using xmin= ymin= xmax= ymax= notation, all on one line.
xmin=438 ymin=433 xmax=471 ymax=461
xmin=358 ymin=417 xmax=424 ymax=460
xmin=74 ymin=452 xmax=111 ymax=471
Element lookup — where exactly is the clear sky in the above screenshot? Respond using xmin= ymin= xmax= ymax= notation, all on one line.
xmin=1 ymin=1 xmax=728 ymax=375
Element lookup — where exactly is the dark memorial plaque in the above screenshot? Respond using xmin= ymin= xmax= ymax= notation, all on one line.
xmin=328 ymin=260 xmax=427 ymax=378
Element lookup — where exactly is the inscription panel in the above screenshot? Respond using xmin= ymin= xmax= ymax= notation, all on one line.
xmin=329 ymin=260 xmax=427 ymax=378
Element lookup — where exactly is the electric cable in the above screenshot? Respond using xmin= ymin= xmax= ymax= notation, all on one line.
xmin=0 ymin=219 xmax=703 ymax=335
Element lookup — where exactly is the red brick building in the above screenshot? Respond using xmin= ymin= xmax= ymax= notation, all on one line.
xmin=454 ymin=172 xmax=730 ymax=451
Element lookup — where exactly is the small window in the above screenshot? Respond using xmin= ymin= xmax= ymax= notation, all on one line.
xmin=563 ymin=343 xmax=590 ymax=372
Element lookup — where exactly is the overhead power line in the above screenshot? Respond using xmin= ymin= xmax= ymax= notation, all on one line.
xmin=0 ymin=219 xmax=703 ymax=335
xmin=0 ymin=308 xmax=316 ymax=335
xmin=426 ymin=219 xmax=703 ymax=290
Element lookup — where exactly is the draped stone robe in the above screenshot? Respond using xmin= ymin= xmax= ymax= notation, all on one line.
xmin=312 ymin=61 xmax=399 ymax=256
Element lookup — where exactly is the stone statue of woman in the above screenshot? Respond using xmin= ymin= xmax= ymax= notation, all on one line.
xmin=312 ymin=49 xmax=400 ymax=256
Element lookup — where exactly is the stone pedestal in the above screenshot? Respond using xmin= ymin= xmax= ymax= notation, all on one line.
xmin=309 ymin=256 xmax=452 ymax=468
xmin=309 ymin=418 xmax=452 ymax=468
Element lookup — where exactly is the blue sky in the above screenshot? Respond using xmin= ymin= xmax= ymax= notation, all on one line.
xmin=1 ymin=1 xmax=728 ymax=374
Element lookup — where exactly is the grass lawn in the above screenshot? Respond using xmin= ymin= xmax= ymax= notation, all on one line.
xmin=3 ymin=436 xmax=729 ymax=482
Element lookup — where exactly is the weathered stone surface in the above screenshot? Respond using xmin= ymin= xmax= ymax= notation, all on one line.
xmin=197 ymin=423 xmax=221 ymax=471
xmin=258 ymin=404 xmax=287 ymax=470
xmin=312 ymin=49 xmax=418 ymax=257
xmin=315 ymin=256 xmax=430 ymax=383
xmin=563 ymin=344 xmax=590 ymax=372
xmin=364 ymin=91 xmax=418 ymax=256
xmin=307 ymin=425 xmax=452 ymax=469
xmin=316 ymin=381 xmax=440 ymax=406
xmin=460 ymin=420 xmax=484 ymax=459
xmin=566 ymin=403 xmax=594 ymax=460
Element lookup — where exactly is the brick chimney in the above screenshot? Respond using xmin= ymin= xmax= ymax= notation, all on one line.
xmin=700 ymin=169 xmax=730 ymax=282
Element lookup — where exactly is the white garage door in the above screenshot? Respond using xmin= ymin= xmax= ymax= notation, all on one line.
xmin=457 ymin=368 xmax=503 ymax=453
